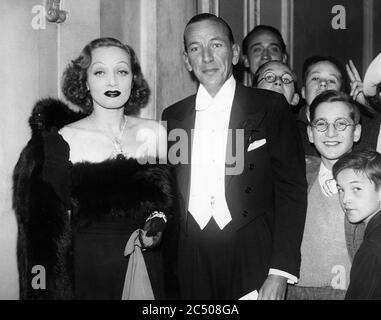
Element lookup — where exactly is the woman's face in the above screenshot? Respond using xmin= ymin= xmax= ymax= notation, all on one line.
xmin=86 ymin=46 xmax=133 ymax=110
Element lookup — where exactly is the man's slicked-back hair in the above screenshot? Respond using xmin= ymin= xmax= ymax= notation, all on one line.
xmin=183 ymin=13 xmax=235 ymax=51
xmin=242 ymin=25 xmax=286 ymax=56
xmin=332 ymin=149 xmax=381 ymax=191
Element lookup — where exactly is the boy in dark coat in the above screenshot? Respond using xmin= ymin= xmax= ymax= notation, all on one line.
xmin=333 ymin=149 xmax=381 ymax=299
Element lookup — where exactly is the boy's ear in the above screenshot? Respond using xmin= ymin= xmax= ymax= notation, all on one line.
xmin=290 ymin=93 xmax=300 ymax=106
xmin=282 ymin=53 xmax=288 ymax=63
xmin=306 ymin=106 xmax=311 ymax=122
xmin=243 ymin=55 xmax=250 ymax=68
xmin=353 ymin=124 xmax=362 ymax=142
xmin=307 ymin=125 xmax=314 ymax=143
xmin=301 ymin=86 xmax=306 ymax=100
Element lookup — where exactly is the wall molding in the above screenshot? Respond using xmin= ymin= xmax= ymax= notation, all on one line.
xmin=140 ymin=0 xmax=157 ymax=119
xmin=197 ymin=0 xmax=219 ymax=15
xmin=243 ymin=0 xmax=260 ymax=86
xmin=281 ymin=0 xmax=294 ymax=68
xmin=363 ymin=0 xmax=374 ymax=75
xmin=243 ymin=0 xmax=259 ymax=36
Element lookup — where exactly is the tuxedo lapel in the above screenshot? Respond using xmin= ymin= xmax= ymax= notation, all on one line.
xmin=225 ymin=84 xmax=266 ymax=189
xmin=225 ymin=85 xmax=246 ymax=188
xmin=172 ymin=98 xmax=196 ymax=209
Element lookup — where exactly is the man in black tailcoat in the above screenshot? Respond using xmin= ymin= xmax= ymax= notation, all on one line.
xmin=162 ymin=13 xmax=307 ymax=300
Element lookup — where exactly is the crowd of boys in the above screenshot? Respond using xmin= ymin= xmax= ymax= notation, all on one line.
xmin=240 ymin=24 xmax=381 ymax=299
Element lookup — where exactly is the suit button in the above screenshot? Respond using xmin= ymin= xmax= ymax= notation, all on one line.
xmin=242 ymin=210 xmax=248 ymax=217
xmin=245 ymin=186 xmax=252 ymax=193
xmin=248 ymin=163 xmax=254 ymax=170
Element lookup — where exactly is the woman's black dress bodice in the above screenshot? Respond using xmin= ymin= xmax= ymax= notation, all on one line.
xmin=70 ymin=158 xmax=166 ymax=299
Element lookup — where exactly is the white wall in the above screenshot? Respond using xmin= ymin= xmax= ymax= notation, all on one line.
xmin=0 ymin=0 xmax=100 ymax=299
xmin=0 ymin=0 xmax=41 ymax=299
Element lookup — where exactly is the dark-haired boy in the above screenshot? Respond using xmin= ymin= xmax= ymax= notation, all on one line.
xmin=333 ymin=149 xmax=381 ymax=299
xmin=297 ymin=56 xmax=347 ymax=156
xmin=299 ymin=56 xmax=376 ymax=156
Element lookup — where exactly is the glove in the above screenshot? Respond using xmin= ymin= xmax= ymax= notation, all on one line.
xmin=139 ymin=211 xmax=167 ymax=249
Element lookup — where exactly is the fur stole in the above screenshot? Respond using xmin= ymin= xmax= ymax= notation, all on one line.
xmin=13 ymin=98 xmax=178 ymax=299
xmin=71 ymin=158 xmax=175 ymax=225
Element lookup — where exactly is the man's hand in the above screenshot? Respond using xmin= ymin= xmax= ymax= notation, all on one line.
xmin=258 ymin=274 xmax=288 ymax=300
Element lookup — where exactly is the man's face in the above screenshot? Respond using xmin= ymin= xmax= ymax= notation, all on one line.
xmin=307 ymin=101 xmax=361 ymax=168
xmin=243 ymin=30 xmax=287 ymax=75
xmin=256 ymin=61 xmax=298 ymax=105
xmin=302 ymin=61 xmax=343 ymax=106
xmin=336 ymin=169 xmax=381 ymax=224
xmin=183 ymin=19 xmax=240 ymax=97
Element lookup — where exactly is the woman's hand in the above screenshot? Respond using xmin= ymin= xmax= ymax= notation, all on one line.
xmin=139 ymin=212 xmax=167 ymax=249
xmin=139 ymin=229 xmax=163 ymax=249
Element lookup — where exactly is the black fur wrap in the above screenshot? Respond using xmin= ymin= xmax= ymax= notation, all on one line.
xmin=13 ymin=98 xmax=179 ymax=299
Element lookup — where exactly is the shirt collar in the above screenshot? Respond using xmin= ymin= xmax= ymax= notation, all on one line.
xmin=195 ymin=76 xmax=236 ymax=111
xmin=319 ymin=161 xmax=332 ymax=178
xmin=318 ymin=162 xmax=338 ymax=196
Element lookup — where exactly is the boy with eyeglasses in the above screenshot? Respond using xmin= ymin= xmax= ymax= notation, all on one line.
xmin=298 ymin=56 xmax=376 ymax=157
xmin=287 ymin=90 xmax=364 ymax=300
xmin=297 ymin=56 xmax=348 ymax=156
xmin=253 ymin=60 xmax=300 ymax=107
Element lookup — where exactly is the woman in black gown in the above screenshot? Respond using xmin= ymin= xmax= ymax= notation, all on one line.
xmin=13 ymin=37 xmax=178 ymax=299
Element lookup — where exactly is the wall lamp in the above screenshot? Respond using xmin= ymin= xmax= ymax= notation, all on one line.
xmin=45 ymin=0 xmax=67 ymax=23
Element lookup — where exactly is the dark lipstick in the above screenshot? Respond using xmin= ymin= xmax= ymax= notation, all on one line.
xmin=104 ymin=90 xmax=121 ymax=97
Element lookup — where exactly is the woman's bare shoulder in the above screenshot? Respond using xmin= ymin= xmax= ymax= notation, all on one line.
xmin=59 ymin=118 xmax=92 ymax=140
xmin=128 ymin=116 xmax=166 ymax=133
xmin=60 ymin=117 xmax=90 ymax=131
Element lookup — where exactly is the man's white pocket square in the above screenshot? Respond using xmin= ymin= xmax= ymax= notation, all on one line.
xmin=247 ymin=138 xmax=266 ymax=152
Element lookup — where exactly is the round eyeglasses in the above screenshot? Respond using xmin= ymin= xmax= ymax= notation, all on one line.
xmin=258 ymin=71 xmax=295 ymax=85
xmin=310 ymin=118 xmax=357 ymax=132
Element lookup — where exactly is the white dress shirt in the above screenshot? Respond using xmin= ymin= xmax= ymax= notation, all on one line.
xmin=188 ymin=76 xmax=235 ymax=230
